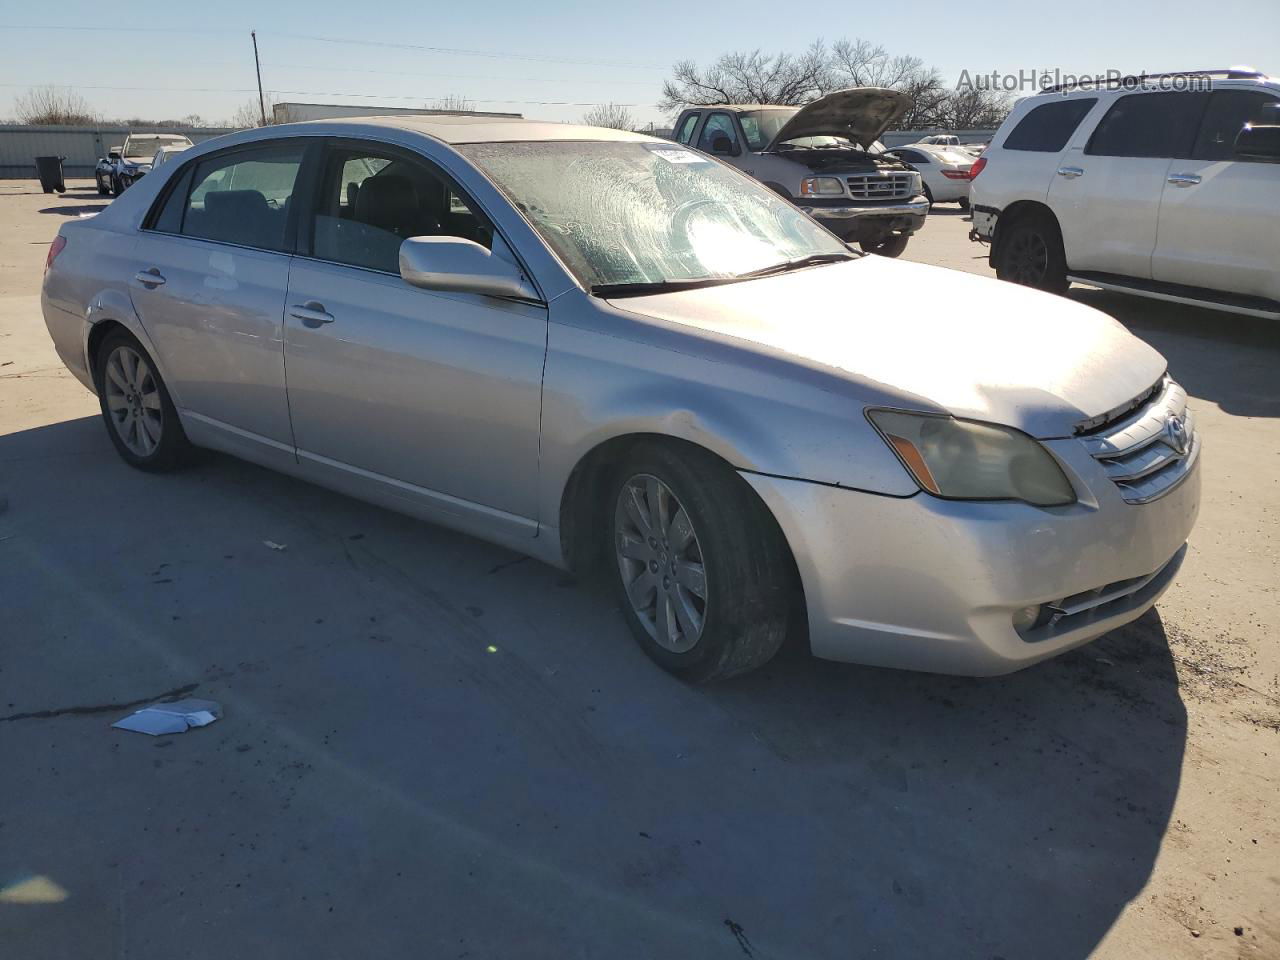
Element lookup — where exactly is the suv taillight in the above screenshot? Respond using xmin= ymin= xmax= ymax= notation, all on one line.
xmin=45 ymin=235 xmax=67 ymax=273
xmin=969 ymin=156 xmax=988 ymax=179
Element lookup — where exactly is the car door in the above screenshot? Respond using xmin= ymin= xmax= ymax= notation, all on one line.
xmin=283 ymin=139 xmax=548 ymax=535
xmin=129 ymin=140 xmax=309 ymax=457
xmin=694 ymin=112 xmax=744 ymax=164
xmin=1049 ymin=91 xmax=1207 ymax=277
xmin=1151 ymin=89 xmax=1280 ymax=300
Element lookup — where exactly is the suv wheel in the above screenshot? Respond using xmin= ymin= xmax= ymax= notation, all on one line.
xmin=608 ymin=442 xmax=792 ymax=683
xmin=860 ymin=235 xmax=910 ymax=258
xmin=995 ymin=212 xmax=1068 ymax=293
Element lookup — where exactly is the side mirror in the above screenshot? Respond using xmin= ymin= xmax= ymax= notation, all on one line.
xmin=399 ymin=236 xmax=538 ymax=300
xmin=108 ymin=151 xmax=121 ymax=161
xmin=710 ymin=135 xmax=734 ymax=156
xmin=1234 ymin=124 xmax=1280 ymax=162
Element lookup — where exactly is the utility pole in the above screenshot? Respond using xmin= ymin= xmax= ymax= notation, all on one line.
xmin=251 ymin=30 xmax=267 ymax=126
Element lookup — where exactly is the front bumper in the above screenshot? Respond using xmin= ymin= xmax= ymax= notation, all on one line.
xmin=801 ymin=197 xmax=929 ymax=236
xmin=742 ymin=444 xmax=1200 ymax=676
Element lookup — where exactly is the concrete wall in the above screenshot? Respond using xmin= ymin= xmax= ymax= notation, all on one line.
xmin=0 ymin=126 xmax=238 ymax=179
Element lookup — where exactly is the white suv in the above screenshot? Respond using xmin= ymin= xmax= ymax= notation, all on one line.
xmin=969 ymin=69 xmax=1280 ymax=319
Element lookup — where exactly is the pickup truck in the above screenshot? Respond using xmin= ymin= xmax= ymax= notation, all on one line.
xmin=672 ymin=88 xmax=928 ymax=256
xmin=95 ymin=133 xmax=194 ymax=197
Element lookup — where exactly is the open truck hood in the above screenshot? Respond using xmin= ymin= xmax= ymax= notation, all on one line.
xmin=767 ymin=87 xmax=912 ymax=150
xmin=608 ymin=256 xmax=1167 ymax=439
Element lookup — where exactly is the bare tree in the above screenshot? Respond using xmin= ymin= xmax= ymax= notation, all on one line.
xmin=230 ymin=93 xmax=276 ymax=128
xmin=659 ymin=41 xmax=832 ymax=111
xmin=13 ymin=85 xmax=98 ymax=125
xmin=581 ymin=102 xmax=635 ymax=130
xmin=830 ymin=39 xmax=926 ymax=90
xmin=430 ymin=94 xmax=475 ymax=113
xmin=937 ymin=86 xmax=1013 ymax=129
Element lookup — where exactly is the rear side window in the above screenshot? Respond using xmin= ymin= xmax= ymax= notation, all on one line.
xmin=895 ymin=149 xmax=930 ymax=164
xmin=675 ymin=113 xmax=700 ymax=145
xmin=180 ymin=144 xmax=306 ymax=251
xmin=1085 ymin=92 xmax=1208 ymax=159
xmin=1193 ymin=90 xmax=1280 ymax=161
xmin=1002 ymin=98 xmax=1097 ymax=152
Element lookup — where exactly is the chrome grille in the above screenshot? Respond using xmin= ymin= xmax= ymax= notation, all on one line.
xmin=1078 ymin=377 xmax=1199 ymax=504
xmin=845 ymin=172 xmax=914 ymax=200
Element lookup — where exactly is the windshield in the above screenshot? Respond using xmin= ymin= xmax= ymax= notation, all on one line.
xmin=459 ymin=140 xmax=849 ymax=289
xmin=736 ymin=108 xmax=799 ymax=150
xmin=124 ymin=136 xmax=190 ymax=158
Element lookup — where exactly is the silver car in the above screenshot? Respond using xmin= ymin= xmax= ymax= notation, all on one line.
xmin=41 ymin=117 xmax=1201 ymax=681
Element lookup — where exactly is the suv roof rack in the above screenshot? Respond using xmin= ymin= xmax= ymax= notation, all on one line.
xmin=1042 ymin=68 xmax=1265 ymax=95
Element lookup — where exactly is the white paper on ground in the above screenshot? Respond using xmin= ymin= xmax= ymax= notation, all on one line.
xmin=112 ymin=698 xmax=222 ymax=736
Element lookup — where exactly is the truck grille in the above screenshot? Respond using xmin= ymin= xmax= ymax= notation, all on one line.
xmin=1076 ymin=377 xmax=1199 ymax=504
xmin=844 ymin=172 xmax=914 ymax=200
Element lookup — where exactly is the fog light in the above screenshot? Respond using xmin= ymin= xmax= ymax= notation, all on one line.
xmin=1011 ymin=604 xmax=1042 ymax=632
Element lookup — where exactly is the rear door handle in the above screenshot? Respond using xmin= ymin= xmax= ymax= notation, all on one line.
xmin=134 ymin=268 xmax=166 ymax=287
xmin=289 ymin=301 xmax=334 ymax=328
xmin=1167 ymin=172 xmax=1202 ymax=187
xmin=1056 ymin=166 xmax=1084 ymax=179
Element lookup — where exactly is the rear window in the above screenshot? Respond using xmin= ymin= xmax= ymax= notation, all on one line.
xmin=1085 ymin=92 xmax=1209 ymax=159
xmin=1002 ymin=98 xmax=1097 ymax=152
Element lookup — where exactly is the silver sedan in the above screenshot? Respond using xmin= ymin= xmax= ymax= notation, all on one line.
xmin=40 ymin=116 xmax=1200 ymax=681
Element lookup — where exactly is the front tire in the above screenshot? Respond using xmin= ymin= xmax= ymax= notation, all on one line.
xmin=608 ymin=442 xmax=792 ymax=683
xmin=995 ymin=212 xmax=1068 ymax=294
xmin=97 ymin=176 xmax=110 ymax=196
xmin=111 ymin=175 xmax=125 ymax=197
xmin=95 ymin=330 xmax=191 ymax=472
xmin=860 ymin=234 xmax=910 ymax=257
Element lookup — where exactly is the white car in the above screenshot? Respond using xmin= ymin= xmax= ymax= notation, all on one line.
xmin=95 ymin=133 xmax=194 ymax=197
xmin=150 ymin=144 xmax=190 ymax=171
xmin=884 ymin=144 xmax=975 ymax=208
xmin=969 ymin=68 xmax=1280 ymax=318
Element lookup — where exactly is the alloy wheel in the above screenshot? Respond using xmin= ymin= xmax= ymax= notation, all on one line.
xmin=1006 ymin=230 xmax=1049 ymax=285
xmin=614 ymin=474 xmax=708 ymax=653
xmin=103 ymin=345 xmax=163 ymax=457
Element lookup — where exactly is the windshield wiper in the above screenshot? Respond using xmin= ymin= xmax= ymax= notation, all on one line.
xmin=591 ymin=277 xmax=743 ymax=298
xmin=732 ymin=252 xmax=856 ymax=280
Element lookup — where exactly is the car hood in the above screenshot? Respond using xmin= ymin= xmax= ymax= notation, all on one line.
xmin=767 ymin=87 xmax=912 ymax=150
xmin=608 ymin=257 xmax=1167 ymax=439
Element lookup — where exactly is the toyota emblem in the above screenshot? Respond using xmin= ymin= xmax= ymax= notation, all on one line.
xmin=1165 ymin=414 xmax=1189 ymax=456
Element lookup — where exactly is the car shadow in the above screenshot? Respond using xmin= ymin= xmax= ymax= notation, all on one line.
xmin=1070 ymin=288 xmax=1280 ymax=418
xmin=37 ymin=203 xmax=110 ymax=217
xmin=0 ymin=415 xmax=1188 ymax=960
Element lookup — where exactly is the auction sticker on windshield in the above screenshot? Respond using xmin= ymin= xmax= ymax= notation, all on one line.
xmin=644 ymin=145 xmax=708 ymax=164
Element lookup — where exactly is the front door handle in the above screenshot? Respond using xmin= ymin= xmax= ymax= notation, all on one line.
xmin=289 ymin=301 xmax=334 ymax=328
xmin=134 ymin=268 xmax=166 ymax=287
xmin=1056 ymin=166 xmax=1084 ymax=179
xmin=1167 ymin=172 xmax=1202 ymax=187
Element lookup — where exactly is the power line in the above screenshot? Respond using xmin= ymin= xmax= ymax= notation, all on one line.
xmin=261 ymin=62 xmax=658 ymax=86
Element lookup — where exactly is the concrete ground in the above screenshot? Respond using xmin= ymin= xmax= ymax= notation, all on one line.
xmin=1 ymin=181 xmax=1277 ymax=960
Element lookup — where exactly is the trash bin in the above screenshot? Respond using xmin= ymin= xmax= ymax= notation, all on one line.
xmin=35 ymin=156 xmax=66 ymax=194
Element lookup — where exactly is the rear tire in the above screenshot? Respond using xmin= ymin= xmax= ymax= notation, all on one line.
xmin=94 ymin=329 xmax=192 ymax=472
xmin=995 ymin=211 xmax=1068 ymax=294
xmin=860 ymin=234 xmax=910 ymax=258
xmin=922 ymin=184 xmax=934 ymax=209
xmin=607 ymin=441 xmax=792 ymax=683
xmin=958 ymin=196 xmax=970 ymax=212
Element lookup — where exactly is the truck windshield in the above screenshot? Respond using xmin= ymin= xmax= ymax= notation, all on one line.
xmin=460 ymin=140 xmax=849 ymax=290
xmin=736 ymin=109 xmax=798 ymax=150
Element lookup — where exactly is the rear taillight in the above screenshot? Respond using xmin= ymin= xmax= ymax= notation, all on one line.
xmin=45 ymin=234 xmax=67 ymax=273
xmin=969 ymin=156 xmax=988 ymax=179
xmin=941 ymin=170 xmax=971 ymax=180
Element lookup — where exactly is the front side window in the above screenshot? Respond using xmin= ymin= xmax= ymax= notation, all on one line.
xmin=1002 ymin=98 xmax=1097 ymax=152
xmin=737 ymin=109 xmax=796 ymax=150
xmin=308 ymin=145 xmax=492 ymax=274
xmin=1085 ymin=92 xmax=1209 ymax=159
xmin=675 ymin=113 xmax=700 ymax=145
xmin=459 ymin=140 xmax=850 ymax=289
xmin=697 ymin=113 xmax=740 ymax=155
xmin=180 ymin=144 xmax=305 ymax=251
xmin=1193 ymin=90 xmax=1280 ymax=161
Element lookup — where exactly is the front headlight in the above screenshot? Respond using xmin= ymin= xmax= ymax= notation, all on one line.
xmin=868 ymin=410 xmax=1076 ymax=507
xmin=800 ymin=176 xmax=845 ymax=197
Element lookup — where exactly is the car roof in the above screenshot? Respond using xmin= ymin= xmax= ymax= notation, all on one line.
xmin=285 ymin=114 xmax=660 ymax=145
xmin=681 ymin=105 xmax=797 ymax=113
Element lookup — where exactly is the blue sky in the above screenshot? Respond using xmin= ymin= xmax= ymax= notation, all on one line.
xmin=3 ymin=0 xmax=1277 ymax=127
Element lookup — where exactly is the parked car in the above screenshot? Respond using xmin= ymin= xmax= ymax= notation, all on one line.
xmin=150 ymin=144 xmax=190 ymax=172
xmin=671 ymin=89 xmax=929 ymax=257
xmin=883 ymin=144 xmax=975 ymax=208
xmin=95 ymin=133 xmax=194 ymax=197
xmin=919 ymin=134 xmax=962 ymax=147
xmin=970 ymin=68 xmax=1279 ymax=318
xmin=42 ymin=116 xmax=1200 ymax=681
